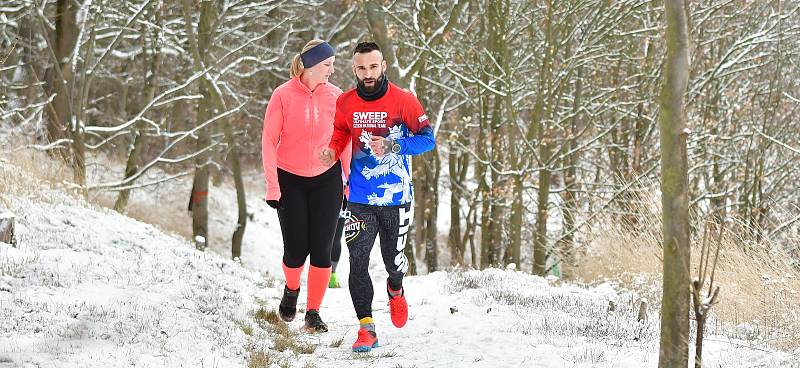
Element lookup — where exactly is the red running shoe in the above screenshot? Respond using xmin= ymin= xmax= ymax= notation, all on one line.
xmin=352 ymin=328 xmax=379 ymax=352
xmin=387 ymin=287 xmax=408 ymax=328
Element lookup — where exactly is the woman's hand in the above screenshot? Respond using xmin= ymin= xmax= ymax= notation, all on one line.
xmin=319 ymin=147 xmax=335 ymax=166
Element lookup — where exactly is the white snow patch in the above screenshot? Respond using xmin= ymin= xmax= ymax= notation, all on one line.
xmin=1 ymin=159 xmax=797 ymax=367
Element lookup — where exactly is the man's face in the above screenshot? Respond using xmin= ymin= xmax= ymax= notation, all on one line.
xmin=352 ymin=50 xmax=387 ymax=93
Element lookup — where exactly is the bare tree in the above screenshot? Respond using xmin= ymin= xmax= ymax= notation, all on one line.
xmin=42 ymin=0 xmax=77 ymax=148
xmin=657 ymin=0 xmax=691 ymax=366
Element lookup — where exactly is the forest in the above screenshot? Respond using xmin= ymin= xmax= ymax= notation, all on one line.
xmin=1 ymin=1 xmax=799 ymax=366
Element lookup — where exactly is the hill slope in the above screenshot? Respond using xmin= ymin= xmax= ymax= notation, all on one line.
xmin=1 ymin=160 xmax=797 ymax=367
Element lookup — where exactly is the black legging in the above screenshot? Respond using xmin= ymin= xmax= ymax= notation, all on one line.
xmin=330 ymin=196 xmax=347 ymax=269
xmin=345 ymin=202 xmax=411 ymax=319
xmin=331 ymin=217 xmax=344 ymax=266
xmin=276 ymin=161 xmax=343 ymax=268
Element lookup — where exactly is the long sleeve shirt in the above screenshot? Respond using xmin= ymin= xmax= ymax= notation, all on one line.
xmin=261 ymin=77 xmax=351 ymax=201
xmin=328 ymin=82 xmax=435 ymax=206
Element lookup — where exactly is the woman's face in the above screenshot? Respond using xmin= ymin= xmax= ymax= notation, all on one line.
xmin=305 ymin=56 xmax=335 ymax=85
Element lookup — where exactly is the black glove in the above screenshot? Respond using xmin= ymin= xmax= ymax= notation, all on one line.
xmin=341 ymin=196 xmax=348 ymax=211
xmin=265 ymin=199 xmax=281 ymax=209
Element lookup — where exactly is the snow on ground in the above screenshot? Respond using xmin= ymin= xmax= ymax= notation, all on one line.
xmin=1 ymin=158 xmax=799 ymax=367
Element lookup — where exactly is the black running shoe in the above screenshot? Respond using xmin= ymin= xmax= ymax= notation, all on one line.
xmin=279 ymin=286 xmax=299 ymax=322
xmin=303 ymin=309 xmax=328 ymax=333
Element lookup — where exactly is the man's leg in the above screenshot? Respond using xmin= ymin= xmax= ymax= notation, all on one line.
xmin=377 ymin=203 xmax=412 ymax=289
xmin=332 ymin=194 xmax=348 ymax=273
xmin=329 ymin=216 xmax=345 ymax=288
xmin=345 ymin=202 xmax=379 ymax=319
xmin=345 ymin=202 xmax=380 ymax=351
xmin=376 ymin=203 xmax=412 ymax=328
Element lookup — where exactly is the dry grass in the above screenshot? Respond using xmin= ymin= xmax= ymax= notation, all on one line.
xmin=270 ymin=323 xmax=316 ymax=355
xmin=566 ymin=194 xmax=800 ymax=350
xmin=254 ymin=307 xmax=281 ymax=326
xmin=247 ymin=350 xmax=287 ymax=368
xmin=244 ymin=305 xmax=316 ymax=367
xmin=95 ymin=165 xmax=264 ymax=243
xmin=87 ymin=162 xmax=194 ymax=240
xmin=329 ymin=334 xmax=344 ymax=348
xmin=234 ymin=318 xmax=254 ymax=336
xmin=251 ymin=307 xmax=317 ymax=355
xmin=2 ymin=143 xmax=266 ymax=248
xmin=1 ymin=147 xmax=194 ymax=239
xmin=97 ymin=195 xmax=192 ymax=239
xmin=0 ymin=148 xmax=74 ymax=203
xmin=706 ymin=226 xmax=800 ymax=349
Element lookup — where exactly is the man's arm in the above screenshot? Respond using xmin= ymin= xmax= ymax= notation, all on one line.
xmin=395 ymin=93 xmax=435 ymax=155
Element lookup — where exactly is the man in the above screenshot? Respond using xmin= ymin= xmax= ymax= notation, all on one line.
xmin=319 ymin=42 xmax=435 ymax=352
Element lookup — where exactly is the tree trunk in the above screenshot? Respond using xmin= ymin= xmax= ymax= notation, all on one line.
xmin=45 ymin=0 xmax=84 ymax=188
xmin=412 ymin=157 xmax=426 ymax=266
xmin=181 ymin=0 xmax=218 ymax=251
xmin=0 ymin=210 xmax=15 ymax=247
xmin=424 ymin=149 xmax=440 ymax=272
xmin=468 ymin=208 xmax=478 ymax=268
xmin=45 ymin=0 xmax=78 ymax=147
xmin=71 ymin=112 xmax=86 ymax=190
xmin=694 ymin=314 xmax=706 ymax=368
xmin=478 ymin=92 xmax=493 ymax=269
xmin=115 ymin=3 xmax=162 ymax=213
xmin=412 ymin=43 xmax=439 ymax=273
xmin=557 ymin=66 xmax=583 ymax=267
xmin=115 ymin=125 xmax=145 ymax=212
xmin=658 ymin=1 xmax=692 ymax=367
xmin=228 ymin=123 xmax=247 ymax=260
xmin=363 ymin=1 xmax=400 ymax=84
xmin=9 ymin=10 xmax=36 ymax=125
xmin=531 ymin=0 xmax=555 ymax=276
xmin=533 ymin=161 xmax=551 ymax=276
xmin=448 ymin=122 xmax=468 ymax=266
xmin=450 ymin=121 xmax=472 ymax=267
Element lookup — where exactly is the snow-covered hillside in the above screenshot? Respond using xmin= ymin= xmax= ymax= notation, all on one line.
xmin=1 ymin=159 xmax=798 ymax=367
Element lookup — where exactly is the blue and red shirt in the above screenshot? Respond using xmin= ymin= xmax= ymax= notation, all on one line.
xmin=329 ymin=82 xmax=436 ymax=206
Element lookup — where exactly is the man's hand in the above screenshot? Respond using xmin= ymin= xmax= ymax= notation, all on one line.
xmin=369 ymin=136 xmax=394 ymax=158
xmin=319 ymin=147 xmax=336 ymax=166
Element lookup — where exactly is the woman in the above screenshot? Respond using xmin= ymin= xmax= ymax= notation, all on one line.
xmin=261 ymin=39 xmax=351 ymax=333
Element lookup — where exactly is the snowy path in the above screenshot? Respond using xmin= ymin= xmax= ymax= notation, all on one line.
xmin=208 ymin=185 xmax=799 ymax=368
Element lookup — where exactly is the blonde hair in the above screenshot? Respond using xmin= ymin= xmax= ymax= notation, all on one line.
xmin=290 ymin=39 xmax=325 ymax=78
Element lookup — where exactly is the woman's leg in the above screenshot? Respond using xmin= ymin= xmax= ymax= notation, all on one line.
xmin=277 ymin=168 xmax=311 ymax=269
xmin=276 ymin=168 xmax=311 ymax=321
xmin=306 ymin=163 xmax=343 ymax=311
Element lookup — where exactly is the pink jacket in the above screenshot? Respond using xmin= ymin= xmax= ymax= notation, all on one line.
xmin=262 ymin=77 xmax=351 ymax=201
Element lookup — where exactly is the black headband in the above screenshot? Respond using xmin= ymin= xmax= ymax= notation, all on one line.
xmin=300 ymin=42 xmax=335 ymax=69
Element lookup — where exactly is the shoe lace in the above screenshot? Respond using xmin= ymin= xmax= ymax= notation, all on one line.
xmin=388 ymin=295 xmax=407 ymax=313
xmin=356 ymin=328 xmax=374 ymax=343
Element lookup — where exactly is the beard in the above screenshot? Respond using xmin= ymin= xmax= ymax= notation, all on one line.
xmin=357 ymin=73 xmax=385 ymax=94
